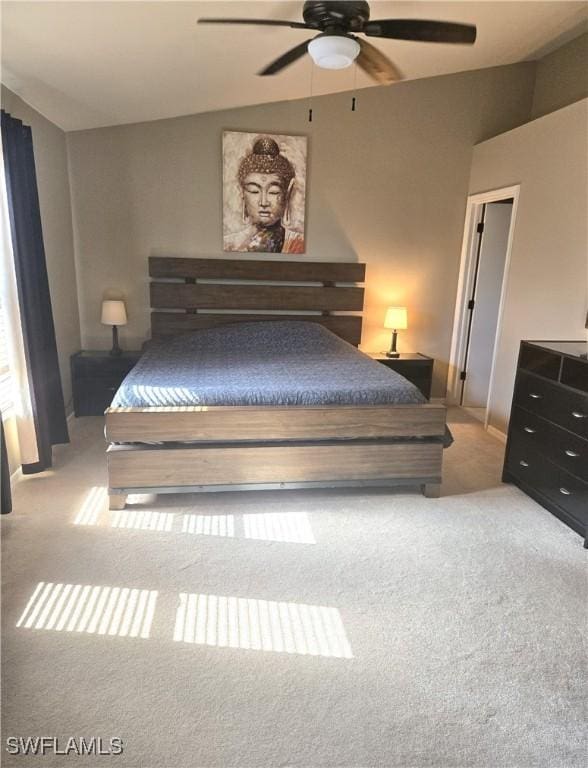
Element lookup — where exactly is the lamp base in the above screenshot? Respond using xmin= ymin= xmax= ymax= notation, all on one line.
xmin=110 ymin=325 xmax=122 ymax=357
xmin=386 ymin=329 xmax=400 ymax=358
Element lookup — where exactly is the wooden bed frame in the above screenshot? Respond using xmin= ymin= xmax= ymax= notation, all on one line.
xmin=105 ymin=257 xmax=447 ymax=509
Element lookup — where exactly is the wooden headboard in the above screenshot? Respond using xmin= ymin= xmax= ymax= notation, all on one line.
xmin=149 ymin=257 xmax=366 ymax=345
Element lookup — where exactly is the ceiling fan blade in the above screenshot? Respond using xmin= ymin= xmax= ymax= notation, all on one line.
xmin=258 ymin=40 xmax=313 ymax=76
xmin=364 ymin=19 xmax=476 ymax=44
xmin=198 ymin=18 xmax=313 ymax=30
xmin=357 ymin=39 xmax=403 ymax=85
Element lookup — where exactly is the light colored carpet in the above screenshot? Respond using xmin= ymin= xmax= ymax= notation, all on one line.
xmin=1 ymin=408 xmax=586 ymax=768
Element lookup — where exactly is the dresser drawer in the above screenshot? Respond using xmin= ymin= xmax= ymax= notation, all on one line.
xmin=506 ymin=435 xmax=555 ymax=495
xmin=544 ymin=468 xmax=588 ymax=527
xmin=507 ymin=436 xmax=587 ymax=527
xmin=510 ymin=407 xmax=588 ymax=482
xmin=514 ymin=372 xmax=588 ymax=438
xmin=551 ymin=428 xmax=588 ymax=483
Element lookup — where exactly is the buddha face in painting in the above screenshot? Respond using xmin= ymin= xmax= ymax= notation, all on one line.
xmin=238 ymin=137 xmax=295 ymax=232
xmin=241 ymin=171 xmax=293 ymax=228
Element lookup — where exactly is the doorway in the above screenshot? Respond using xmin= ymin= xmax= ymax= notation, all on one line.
xmin=448 ymin=186 xmax=519 ymax=431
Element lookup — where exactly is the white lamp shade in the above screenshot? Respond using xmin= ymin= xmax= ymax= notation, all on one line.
xmin=101 ymin=300 xmax=127 ymax=326
xmin=384 ymin=306 xmax=408 ymax=330
xmin=308 ymin=35 xmax=360 ymax=70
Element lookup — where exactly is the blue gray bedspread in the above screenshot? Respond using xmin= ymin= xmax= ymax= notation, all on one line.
xmin=113 ymin=320 xmax=426 ymax=408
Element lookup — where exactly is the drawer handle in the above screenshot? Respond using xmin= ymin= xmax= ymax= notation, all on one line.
xmin=519 ymin=460 xmax=529 ymax=467
xmin=529 ymin=393 xmax=542 ymax=399
xmin=523 ymin=427 xmax=536 ymax=434
xmin=564 ymin=449 xmax=579 ymax=458
xmin=571 ymin=411 xmax=586 ymax=419
xmin=559 ymin=487 xmax=571 ymax=496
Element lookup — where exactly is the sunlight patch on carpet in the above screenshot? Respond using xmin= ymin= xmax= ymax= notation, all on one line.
xmin=16 ymin=582 xmax=158 ymax=639
xmin=173 ymin=593 xmax=352 ymax=658
xmin=181 ymin=514 xmax=235 ymax=537
xmin=243 ymin=512 xmax=315 ymax=544
xmin=111 ymin=509 xmax=175 ymax=532
xmin=73 ymin=486 xmax=106 ymax=526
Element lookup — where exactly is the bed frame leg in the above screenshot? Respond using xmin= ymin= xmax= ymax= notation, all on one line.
xmin=422 ymin=483 xmax=441 ymax=498
xmin=109 ymin=493 xmax=127 ymax=511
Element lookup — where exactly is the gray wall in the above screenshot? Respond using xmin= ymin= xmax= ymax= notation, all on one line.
xmin=67 ymin=63 xmax=535 ymax=397
xmin=469 ymin=98 xmax=588 ymax=432
xmin=532 ymin=32 xmax=588 ymax=119
xmin=1 ymin=86 xmax=80 ymax=412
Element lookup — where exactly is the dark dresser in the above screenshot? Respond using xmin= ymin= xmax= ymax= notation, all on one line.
xmin=503 ymin=341 xmax=588 ymax=545
xmin=71 ymin=351 xmax=141 ymax=416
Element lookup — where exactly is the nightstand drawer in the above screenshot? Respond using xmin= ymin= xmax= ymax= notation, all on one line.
xmin=373 ymin=356 xmax=433 ymax=399
xmin=73 ymin=356 xmax=138 ymax=379
xmin=71 ymin=350 xmax=141 ymax=417
xmin=379 ymin=360 xmax=432 ymax=377
xmin=73 ymin=381 xmax=120 ymax=417
xmin=407 ymin=377 xmax=432 ymax=399
xmin=514 ymin=372 xmax=588 ymax=437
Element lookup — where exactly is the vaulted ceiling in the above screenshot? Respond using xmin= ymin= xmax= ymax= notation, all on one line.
xmin=2 ymin=1 xmax=587 ymax=131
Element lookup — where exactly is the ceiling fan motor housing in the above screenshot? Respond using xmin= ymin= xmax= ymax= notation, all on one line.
xmin=303 ymin=1 xmax=370 ymax=32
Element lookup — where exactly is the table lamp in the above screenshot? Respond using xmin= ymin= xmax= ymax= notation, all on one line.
xmin=101 ymin=299 xmax=127 ymax=357
xmin=384 ymin=306 xmax=408 ymax=358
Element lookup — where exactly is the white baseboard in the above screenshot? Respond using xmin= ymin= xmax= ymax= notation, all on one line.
xmin=486 ymin=424 xmax=507 ymax=444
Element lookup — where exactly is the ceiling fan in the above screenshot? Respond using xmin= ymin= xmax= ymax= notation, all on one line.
xmin=198 ymin=1 xmax=477 ymax=85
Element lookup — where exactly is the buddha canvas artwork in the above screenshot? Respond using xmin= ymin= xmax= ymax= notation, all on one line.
xmin=223 ymin=131 xmax=307 ymax=253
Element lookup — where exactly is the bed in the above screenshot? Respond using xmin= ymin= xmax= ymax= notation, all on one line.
xmin=104 ymin=257 xmax=449 ymax=509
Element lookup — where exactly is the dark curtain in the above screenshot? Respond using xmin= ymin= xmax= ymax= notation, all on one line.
xmin=1 ymin=110 xmax=68 ymax=473
xmin=1 ymin=417 xmax=11 ymax=513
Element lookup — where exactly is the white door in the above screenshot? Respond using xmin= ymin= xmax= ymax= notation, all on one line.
xmin=462 ymin=201 xmax=513 ymax=408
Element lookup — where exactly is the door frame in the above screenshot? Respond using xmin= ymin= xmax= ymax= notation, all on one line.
xmin=447 ymin=185 xmax=520 ymax=428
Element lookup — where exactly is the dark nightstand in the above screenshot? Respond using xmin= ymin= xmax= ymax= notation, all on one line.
xmin=366 ymin=352 xmax=434 ymax=400
xmin=71 ymin=350 xmax=141 ymax=416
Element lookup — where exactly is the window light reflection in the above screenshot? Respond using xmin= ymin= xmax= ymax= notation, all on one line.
xmin=16 ymin=582 xmax=157 ymax=639
xmin=73 ymin=486 xmax=106 ymax=526
xmin=73 ymin=493 xmax=316 ymax=545
xmin=173 ymin=593 xmax=353 ymax=658
xmin=243 ymin=512 xmax=315 ymax=544
xmin=111 ymin=509 xmax=174 ymax=532
xmin=181 ymin=514 xmax=235 ymax=537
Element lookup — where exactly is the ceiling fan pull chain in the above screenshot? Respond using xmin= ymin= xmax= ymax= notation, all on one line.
xmin=308 ymin=58 xmax=315 ymax=123
xmin=351 ymin=61 xmax=358 ymax=112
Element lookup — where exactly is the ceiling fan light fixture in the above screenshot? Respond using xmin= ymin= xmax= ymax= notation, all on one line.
xmin=308 ymin=35 xmax=360 ymax=69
